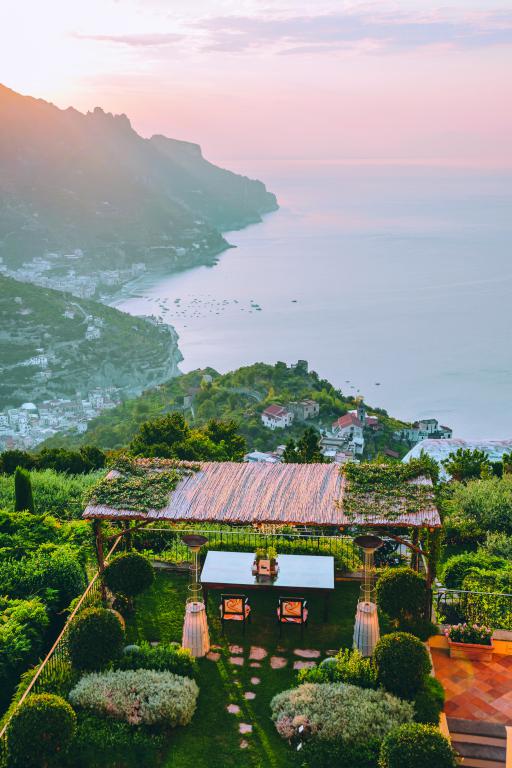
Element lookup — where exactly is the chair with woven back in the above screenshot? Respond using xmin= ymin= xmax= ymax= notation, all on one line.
xmin=219 ymin=594 xmax=251 ymax=634
xmin=277 ymin=596 xmax=308 ymax=638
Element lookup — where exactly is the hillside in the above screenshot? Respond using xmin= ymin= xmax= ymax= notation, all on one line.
xmin=0 ymin=275 xmax=182 ymax=408
xmin=0 ymin=84 xmax=277 ymax=288
xmin=42 ymin=361 xmax=410 ymax=457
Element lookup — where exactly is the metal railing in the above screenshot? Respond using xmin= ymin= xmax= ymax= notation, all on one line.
xmin=0 ymin=536 xmax=121 ymax=758
xmin=134 ymin=526 xmax=364 ymax=572
xmin=435 ymin=586 xmax=512 ymax=631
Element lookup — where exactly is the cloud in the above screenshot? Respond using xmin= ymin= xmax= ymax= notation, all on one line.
xmin=196 ymin=9 xmax=512 ymax=54
xmin=75 ymin=32 xmax=183 ymax=47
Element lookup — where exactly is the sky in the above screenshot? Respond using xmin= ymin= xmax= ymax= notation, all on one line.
xmin=1 ymin=0 xmax=511 ymax=172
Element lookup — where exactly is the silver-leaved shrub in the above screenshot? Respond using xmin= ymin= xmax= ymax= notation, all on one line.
xmin=69 ymin=669 xmax=199 ymax=726
xmin=271 ymin=682 xmax=413 ymax=743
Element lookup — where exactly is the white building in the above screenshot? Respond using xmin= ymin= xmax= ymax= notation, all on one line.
xmin=330 ymin=413 xmax=365 ymax=455
xmin=244 ymin=451 xmax=280 ymax=463
xmin=397 ymin=418 xmax=453 ymax=445
xmin=261 ymin=405 xmax=294 ymax=430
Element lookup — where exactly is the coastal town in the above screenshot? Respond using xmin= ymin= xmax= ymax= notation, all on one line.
xmin=0 ymin=253 xmax=148 ymax=299
xmin=0 ymin=387 xmax=121 ymax=451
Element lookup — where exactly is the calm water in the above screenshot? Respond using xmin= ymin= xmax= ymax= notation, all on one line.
xmin=113 ymin=163 xmax=512 ymax=439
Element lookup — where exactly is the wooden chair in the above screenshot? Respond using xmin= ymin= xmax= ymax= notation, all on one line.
xmin=277 ymin=597 xmax=308 ymax=638
xmin=219 ymin=594 xmax=251 ymax=634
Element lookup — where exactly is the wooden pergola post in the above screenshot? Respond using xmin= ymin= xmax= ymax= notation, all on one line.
xmin=93 ymin=519 xmax=107 ymax=602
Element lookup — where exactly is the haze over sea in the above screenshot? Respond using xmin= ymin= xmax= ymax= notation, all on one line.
xmin=113 ymin=163 xmax=512 ymax=440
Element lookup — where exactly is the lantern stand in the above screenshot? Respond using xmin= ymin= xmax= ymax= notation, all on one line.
xmin=181 ymin=534 xmax=210 ymax=658
xmin=352 ymin=534 xmax=383 ymax=657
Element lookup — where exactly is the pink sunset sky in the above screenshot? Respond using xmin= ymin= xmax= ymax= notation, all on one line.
xmin=1 ymin=0 xmax=511 ymax=173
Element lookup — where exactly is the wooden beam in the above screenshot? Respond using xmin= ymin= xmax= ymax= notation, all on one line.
xmin=93 ymin=519 xmax=107 ymax=602
xmin=103 ymin=520 xmax=153 ymax=543
xmin=384 ymin=531 xmax=426 ymax=558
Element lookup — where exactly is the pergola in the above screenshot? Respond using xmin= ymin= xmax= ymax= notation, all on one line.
xmin=83 ymin=459 xmax=442 ymax=589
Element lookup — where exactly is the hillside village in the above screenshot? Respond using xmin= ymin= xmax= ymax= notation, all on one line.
xmin=253 ymin=387 xmax=453 ymax=464
xmin=39 ymin=359 xmax=454 ymax=462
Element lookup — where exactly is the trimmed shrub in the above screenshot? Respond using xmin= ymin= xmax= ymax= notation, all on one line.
xmin=413 ymin=677 xmax=445 ymax=725
xmin=14 ymin=466 xmax=34 ymax=513
xmin=299 ymin=648 xmax=377 ymax=689
xmin=297 ymin=737 xmax=380 ymax=768
xmin=116 ymin=641 xmax=198 ymax=678
xmin=103 ymin=552 xmax=154 ymax=599
xmin=374 ymin=632 xmax=431 ymax=700
xmin=379 ymin=723 xmax=457 ymax=768
xmin=376 ymin=568 xmax=428 ymax=624
xmin=68 ymin=607 xmax=124 ymax=671
xmin=7 ymin=693 xmax=76 ymax=768
xmin=271 ymin=682 xmax=413 ymax=745
xmin=72 ymin=712 xmax=165 ymax=768
xmin=69 ymin=669 xmax=199 ymax=726
xmin=442 ymin=551 xmax=507 ymax=588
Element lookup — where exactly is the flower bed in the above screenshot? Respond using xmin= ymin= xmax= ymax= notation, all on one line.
xmin=445 ymin=623 xmax=493 ymax=661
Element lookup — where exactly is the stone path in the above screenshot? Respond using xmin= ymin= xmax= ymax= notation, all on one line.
xmin=216 ymin=645 xmax=331 ymax=751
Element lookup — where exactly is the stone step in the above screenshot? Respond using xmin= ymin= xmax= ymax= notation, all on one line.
xmin=446 ymin=717 xmax=507 ymax=768
xmin=451 ymin=740 xmax=505 ymax=767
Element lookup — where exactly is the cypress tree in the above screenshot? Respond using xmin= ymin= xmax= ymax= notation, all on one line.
xmin=14 ymin=466 xmax=35 ymax=513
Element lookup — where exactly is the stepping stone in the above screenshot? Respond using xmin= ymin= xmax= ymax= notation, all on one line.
xmin=240 ymin=739 xmax=249 ymax=749
xmin=250 ymin=662 xmax=261 ymax=668
xmin=249 ymin=646 xmax=267 ymax=660
xmin=150 ymin=641 xmax=159 ymax=647
xmin=293 ymin=660 xmax=317 ymax=670
xmin=244 ymin=691 xmax=256 ymax=700
xmin=294 ymin=649 xmax=321 ymax=658
xmin=239 ymin=723 xmax=253 ymax=734
xmin=250 ymin=677 xmax=261 ymax=685
xmin=229 ymin=644 xmax=244 ymax=655
xmin=229 ymin=656 xmax=244 ymax=666
xmin=270 ymin=656 xmax=288 ymax=669
xmin=227 ymin=704 xmax=240 ymax=714
xmin=206 ymin=651 xmax=221 ymax=662
xmin=326 ymin=649 xmax=338 ymax=656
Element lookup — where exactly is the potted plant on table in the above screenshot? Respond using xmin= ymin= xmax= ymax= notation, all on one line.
xmin=267 ymin=546 xmax=279 ymax=576
xmin=252 ymin=546 xmax=279 ymax=578
xmin=446 ymin=623 xmax=494 ymax=662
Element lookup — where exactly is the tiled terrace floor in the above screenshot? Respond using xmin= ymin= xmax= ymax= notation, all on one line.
xmin=431 ymin=647 xmax=512 ymax=724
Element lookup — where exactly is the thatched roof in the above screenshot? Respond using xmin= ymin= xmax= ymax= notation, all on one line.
xmin=83 ymin=460 xmax=441 ymax=529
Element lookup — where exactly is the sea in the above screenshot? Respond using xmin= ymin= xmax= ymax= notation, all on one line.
xmin=111 ymin=162 xmax=512 ymax=439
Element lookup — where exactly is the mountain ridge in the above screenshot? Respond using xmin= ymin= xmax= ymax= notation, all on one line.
xmin=0 ymin=83 xmax=278 ymax=281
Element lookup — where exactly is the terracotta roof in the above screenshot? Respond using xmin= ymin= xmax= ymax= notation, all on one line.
xmin=263 ymin=404 xmax=289 ymax=418
xmin=83 ymin=460 xmax=441 ymax=528
xmin=332 ymin=413 xmax=363 ymax=430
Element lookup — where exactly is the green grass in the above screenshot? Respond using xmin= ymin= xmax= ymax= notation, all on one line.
xmin=126 ymin=570 xmax=360 ymax=768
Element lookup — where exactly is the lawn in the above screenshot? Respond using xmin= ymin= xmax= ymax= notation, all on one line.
xmin=126 ymin=570 xmax=360 ymax=768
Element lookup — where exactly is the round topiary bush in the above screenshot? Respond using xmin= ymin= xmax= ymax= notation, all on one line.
xmin=7 ymin=693 xmax=76 ymax=767
xmin=379 ymin=723 xmax=457 ymax=768
xmin=68 ymin=607 xmax=124 ymax=671
xmin=376 ymin=567 xmax=428 ymax=624
xmin=103 ymin=552 xmax=154 ymax=599
xmin=374 ymin=632 xmax=431 ymax=700
xmin=413 ymin=677 xmax=445 ymax=725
